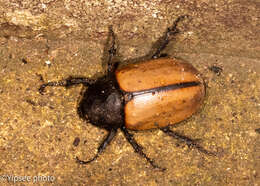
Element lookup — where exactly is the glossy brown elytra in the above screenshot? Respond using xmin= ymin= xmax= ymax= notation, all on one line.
xmin=117 ymin=58 xmax=205 ymax=130
xmin=39 ymin=15 xmax=215 ymax=170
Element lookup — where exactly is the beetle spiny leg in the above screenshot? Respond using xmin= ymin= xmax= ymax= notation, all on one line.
xmin=121 ymin=126 xmax=166 ymax=171
xmin=160 ymin=126 xmax=216 ymax=156
xmin=107 ymin=25 xmax=117 ymax=74
xmin=39 ymin=76 xmax=96 ymax=94
xmin=152 ymin=15 xmax=189 ymax=59
xmin=76 ymin=128 xmax=117 ymax=165
xmin=169 ymin=15 xmax=189 ymax=33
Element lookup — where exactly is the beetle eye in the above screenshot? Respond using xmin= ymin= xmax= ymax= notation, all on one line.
xmin=101 ymin=90 xmax=105 ymax=94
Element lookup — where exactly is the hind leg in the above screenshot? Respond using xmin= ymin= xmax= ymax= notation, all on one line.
xmin=161 ymin=126 xmax=216 ymax=156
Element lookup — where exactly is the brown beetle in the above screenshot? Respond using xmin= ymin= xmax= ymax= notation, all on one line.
xmin=39 ymin=16 xmax=214 ymax=170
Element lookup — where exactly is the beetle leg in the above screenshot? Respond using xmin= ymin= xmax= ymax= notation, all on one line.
xmin=106 ymin=25 xmax=118 ymax=74
xmin=160 ymin=126 xmax=216 ymax=156
xmin=39 ymin=76 xmax=96 ymax=94
xmin=76 ymin=128 xmax=117 ymax=164
xmin=152 ymin=15 xmax=189 ymax=59
xmin=121 ymin=126 xmax=166 ymax=171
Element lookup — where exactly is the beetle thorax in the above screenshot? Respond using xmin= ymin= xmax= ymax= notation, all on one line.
xmin=81 ymin=80 xmax=124 ymax=129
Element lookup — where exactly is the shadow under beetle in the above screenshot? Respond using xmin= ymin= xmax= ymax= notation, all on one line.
xmin=39 ymin=15 xmax=216 ymax=170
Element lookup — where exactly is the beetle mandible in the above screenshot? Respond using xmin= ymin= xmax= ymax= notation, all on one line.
xmin=39 ymin=15 xmax=215 ymax=170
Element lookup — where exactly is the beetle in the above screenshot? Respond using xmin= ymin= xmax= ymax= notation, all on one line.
xmin=39 ymin=15 xmax=215 ymax=170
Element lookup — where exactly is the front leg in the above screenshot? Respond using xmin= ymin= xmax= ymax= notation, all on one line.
xmin=106 ymin=25 xmax=118 ymax=74
xmin=39 ymin=76 xmax=96 ymax=94
xmin=76 ymin=128 xmax=117 ymax=164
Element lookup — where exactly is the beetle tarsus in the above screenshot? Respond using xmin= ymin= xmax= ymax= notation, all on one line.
xmin=39 ymin=76 xmax=96 ymax=94
xmin=152 ymin=15 xmax=189 ymax=59
xmin=76 ymin=128 xmax=117 ymax=165
xmin=121 ymin=126 xmax=166 ymax=171
xmin=76 ymin=155 xmax=98 ymax=164
xmin=160 ymin=126 xmax=216 ymax=156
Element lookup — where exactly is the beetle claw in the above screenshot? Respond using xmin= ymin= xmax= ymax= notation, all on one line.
xmin=151 ymin=164 xmax=166 ymax=172
xmin=39 ymin=85 xmax=46 ymax=95
xmin=75 ymin=155 xmax=98 ymax=165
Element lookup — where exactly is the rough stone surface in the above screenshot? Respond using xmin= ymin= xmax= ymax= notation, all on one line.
xmin=0 ymin=0 xmax=259 ymax=185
